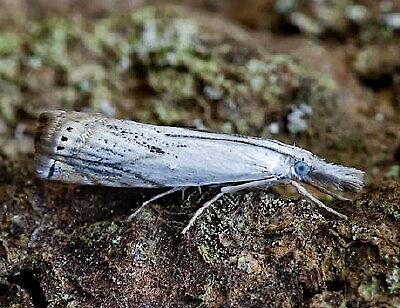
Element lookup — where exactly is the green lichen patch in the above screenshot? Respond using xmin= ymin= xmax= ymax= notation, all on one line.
xmin=0 ymin=31 xmax=21 ymax=55
xmin=387 ymin=266 xmax=400 ymax=295
xmin=122 ymin=6 xmax=338 ymax=135
xmin=353 ymin=43 xmax=400 ymax=80
xmin=273 ymin=0 xmax=400 ymax=42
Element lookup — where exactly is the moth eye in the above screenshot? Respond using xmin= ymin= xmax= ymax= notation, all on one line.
xmin=294 ymin=161 xmax=310 ymax=178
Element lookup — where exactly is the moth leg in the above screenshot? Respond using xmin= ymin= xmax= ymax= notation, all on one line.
xmin=221 ymin=177 xmax=285 ymax=193
xmin=181 ymin=192 xmax=225 ymax=235
xmin=291 ymin=181 xmax=348 ymax=219
xmin=127 ymin=187 xmax=184 ymax=221
xmin=181 ymin=187 xmax=189 ymax=200
xmin=182 ymin=178 xmax=286 ymax=234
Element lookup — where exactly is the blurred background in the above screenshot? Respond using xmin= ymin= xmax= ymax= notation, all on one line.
xmin=0 ymin=0 xmax=398 ymax=181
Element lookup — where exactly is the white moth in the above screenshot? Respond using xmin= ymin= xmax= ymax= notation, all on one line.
xmin=35 ymin=110 xmax=364 ymax=234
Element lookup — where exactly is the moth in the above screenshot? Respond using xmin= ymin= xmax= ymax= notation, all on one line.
xmin=35 ymin=110 xmax=364 ymax=234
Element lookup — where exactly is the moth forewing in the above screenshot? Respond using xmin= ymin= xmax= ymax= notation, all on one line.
xmin=35 ymin=111 xmax=291 ymax=188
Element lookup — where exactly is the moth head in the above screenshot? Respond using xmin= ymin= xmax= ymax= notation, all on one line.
xmin=291 ymin=155 xmax=364 ymax=193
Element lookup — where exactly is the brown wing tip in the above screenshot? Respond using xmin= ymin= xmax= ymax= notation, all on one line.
xmin=35 ymin=111 xmax=66 ymax=150
xmin=34 ymin=110 xmax=67 ymax=179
